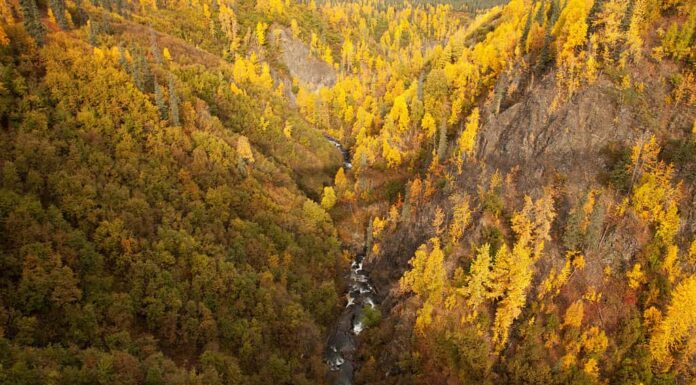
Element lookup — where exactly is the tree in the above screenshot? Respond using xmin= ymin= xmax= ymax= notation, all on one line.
xmin=401 ymin=238 xmax=446 ymax=304
xmin=49 ymin=0 xmax=68 ymax=30
xmin=563 ymin=300 xmax=585 ymax=328
xmin=552 ymin=0 xmax=594 ymax=106
xmin=283 ymin=121 xmax=292 ymax=139
xmin=448 ymin=193 xmax=471 ymax=245
xmin=421 ymin=112 xmax=437 ymax=141
xmin=437 ymin=120 xmax=448 ymax=162
xmin=334 ymin=167 xmax=347 ymax=193
xmin=154 ymin=78 xmax=167 ymax=120
xmin=237 ymin=136 xmax=254 ymax=164
xmin=488 ymin=193 xmax=553 ymax=350
xmin=168 ymin=75 xmax=180 ymax=126
xmin=465 ymin=243 xmax=492 ymax=311
xmin=649 ymin=276 xmax=696 ymax=373
xmin=320 ymin=186 xmax=336 ymax=210
xmin=630 ymin=136 xmax=680 ymax=244
xmin=256 ymin=22 xmax=268 ymax=46
xmin=455 ymin=107 xmax=479 ymax=172
xmin=19 ymin=0 xmax=46 ymax=45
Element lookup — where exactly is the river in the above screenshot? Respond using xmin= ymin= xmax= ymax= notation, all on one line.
xmin=323 ymin=135 xmax=376 ymax=385
xmin=325 ymin=254 xmax=377 ymax=385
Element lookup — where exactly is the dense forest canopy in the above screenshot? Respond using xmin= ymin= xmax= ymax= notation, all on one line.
xmin=0 ymin=0 xmax=694 ymax=384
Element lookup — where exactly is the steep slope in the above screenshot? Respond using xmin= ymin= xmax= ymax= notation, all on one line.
xmin=1 ymin=0 xmax=695 ymax=385
xmin=0 ymin=1 xmax=346 ymax=384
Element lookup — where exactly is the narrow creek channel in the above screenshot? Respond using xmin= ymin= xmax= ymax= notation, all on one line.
xmin=323 ymin=135 xmax=377 ymax=385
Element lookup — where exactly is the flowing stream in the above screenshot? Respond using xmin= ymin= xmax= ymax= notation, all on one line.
xmin=324 ymin=134 xmax=353 ymax=170
xmin=323 ymin=136 xmax=376 ymax=385
xmin=325 ymin=255 xmax=377 ymax=384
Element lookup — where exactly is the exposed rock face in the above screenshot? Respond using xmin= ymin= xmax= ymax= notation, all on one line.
xmin=277 ymin=27 xmax=337 ymax=90
xmin=479 ymin=75 xmax=641 ymax=179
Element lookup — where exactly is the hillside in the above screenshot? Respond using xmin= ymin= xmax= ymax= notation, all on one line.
xmin=0 ymin=0 xmax=695 ymax=384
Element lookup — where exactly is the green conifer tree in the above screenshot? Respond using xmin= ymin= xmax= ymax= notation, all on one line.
xmin=19 ymin=0 xmax=46 ymax=45
xmin=168 ymin=75 xmax=180 ymax=126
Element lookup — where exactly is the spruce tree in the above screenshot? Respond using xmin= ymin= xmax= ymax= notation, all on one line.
xmin=74 ymin=0 xmax=87 ymax=27
xmin=131 ymin=49 xmax=145 ymax=90
xmin=100 ymin=10 xmax=111 ymax=34
xmin=150 ymin=30 xmax=162 ymax=64
xmin=19 ymin=0 xmax=46 ymax=45
xmin=49 ymin=0 xmax=68 ymax=29
xmin=519 ymin=1 xmax=535 ymax=53
xmin=168 ymin=75 xmax=180 ymax=126
xmin=154 ymin=77 xmax=167 ymax=120
xmin=131 ymin=48 xmax=152 ymax=92
xmin=87 ymin=18 xmax=98 ymax=46
xmin=118 ymin=43 xmax=128 ymax=69
xmin=437 ymin=120 xmax=448 ymax=163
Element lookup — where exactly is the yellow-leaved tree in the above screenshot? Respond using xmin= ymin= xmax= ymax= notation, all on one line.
xmin=321 ymin=186 xmax=337 ymax=210
xmin=463 ymin=243 xmax=492 ymax=317
xmin=490 ymin=193 xmax=555 ymax=350
xmin=455 ymin=107 xmax=479 ymax=173
xmin=401 ymin=238 xmax=446 ymax=303
xmin=552 ymin=0 xmax=594 ymax=107
xmin=649 ymin=276 xmax=696 ymax=373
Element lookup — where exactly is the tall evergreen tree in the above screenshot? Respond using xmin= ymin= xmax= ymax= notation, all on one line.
xmin=87 ymin=18 xmax=98 ymax=46
xmin=519 ymin=1 xmax=535 ymax=53
xmin=131 ymin=49 xmax=144 ymax=90
xmin=154 ymin=77 xmax=167 ymax=120
xmin=131 ymin=48 xmax=152 ymax=92
xmin=437 ymin=120 xmax=448 ymax=163
xmin=74 ymin=0 xmax=88 ymax=26
xmin=150 ymin=30 xmax=162 ymax=64
xmin=168 ymin=75 xmax=180 ymax=126
xmin=49 ymin=0 xmax=68 ymax=29
xmin=19 ymin=0 xmax=46 ymax=45
xmin=118 ymin=42 xmax=128 ymax=69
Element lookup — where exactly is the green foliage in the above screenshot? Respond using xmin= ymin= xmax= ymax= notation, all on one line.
xmin=18 ymin=0 xmax=45 ymax=45
xmin=0 ymin=20 xmax=341 ymax=384
xmin=362 ymin=305 xmax=382 ymax=328
xmin=601 ymin=142 xmax=633 ymax=192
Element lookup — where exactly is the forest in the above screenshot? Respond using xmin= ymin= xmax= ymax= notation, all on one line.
xmin=0 ymin=0 xmax=694 ymax=384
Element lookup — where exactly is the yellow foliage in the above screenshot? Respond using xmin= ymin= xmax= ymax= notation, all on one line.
xmin=372 ymin=216 xmax=387 ymax=239
xmin=334 ymin=167 xmax=347 ymax=192
xmin=320 ymin=186 xmax=337 ymax=210
xmin=630 ymin=136 xmax=681 ymax=243
xmin=256 ymin=22 xmax=268 ymax=46
xmin=561 ymin=353 xmax=577 ymax=369
xmin=237 ymin=136 xmax=254 ymax=164
xmin=432 ymin=207 xmax=445 ymax=236
xmin=564 ymin=300 xmax=585 ymax=328
xmin=662 ymin=244 xmax=681 ymax=283
xmin=583 ymin=358 xmax=599 ymax=378
xmin=572 ymin=254 xmax=586 ymax=270
xmin=465 ymin=243 xmax=492 ymax=310
xmin=581 ymin=326 xmax=608 ymax=355
xmin=283 ymin=121 xmax=293 ymax=139
xmin=627 ymin=263 xmax=645 ymax=289
xmin=583 ymin=286 xmax=602 ymax=303
xmin=455 ymin=108 xmax=479 ymax=172
xmin=162 ymin=47 xmax=172 ymax=61
xmin=448 ymin=194 xmax=471 ymax=245
xmin=421 ymin=112 xmax=437 ymax=139
xmin=643 ymin=306 xmax=663 ymax=333
xmin=290 ymin=19 xmax=301 ymax=38
xmin=649 ymin=276 xmax=696 ymax=372
xmin=552 ymin=0 xmax=594 ymax=104
xmin=401 ymin=238 xmax=446 ymax=303
xmin=415 ymin=301 xmax=434 ymax=334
